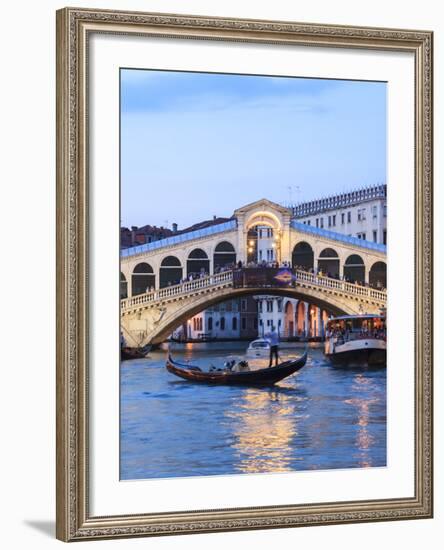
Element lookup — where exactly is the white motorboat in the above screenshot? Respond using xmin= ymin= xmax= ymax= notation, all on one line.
xmin=324 ymin=314 xmax=386 ymax=366
xmin=246 ymin=338 xmax=271 ymax=358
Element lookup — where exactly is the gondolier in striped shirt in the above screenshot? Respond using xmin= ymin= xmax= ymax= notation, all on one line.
xmin=265 ymin=326 xmax=280 ymax=367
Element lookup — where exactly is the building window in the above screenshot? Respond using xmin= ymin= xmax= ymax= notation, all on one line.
xmin=267 ymin=319 xmax=272 ymax=327
xmin=383 ymin=203 xmax=387 ymax=217
xmin=332 ymin=215 xmax=336 ymax=226
xmin=341 ymin=212 xmax=345 ymax=224
xmin=328 ymin=216 xmax=331 ymax=227
xmin=241 ymin=299 xmax=247 ymax=311
xmin=277 ymin=299 xmax=283 ymax=312
xmin=357 ymin=208 xmax=366 ymax=221
xmin=307 ymin=220 xmax=311 ymax=226
xmin=320 ymin=218 xmax=324 ymax=228
xmin=372 ymin=205 xmax=378 ymax=218
xmin=373 ymin=230 xmax=377 ymax=242
xmin=383 ymin=230 xmax=387 ymax=244
xmin=207 ymin=317 xmax=213 ymax=331
xmin=278 ymin=320 xmax=282 ymax=327
xmin=232 ymin=317 xmax=237 ymax=331
xmin=316 ymin=218 xmax=319 ymax=227
xmin=357 ymin=232 xmax=366 ymax=240
xmin=254 ymin=317 xmax=258 ymax=330
xmin=220 ymin=317 xmax=225 ymax=331
xmin=347 ymin=211 xmax=351 ymax=223
xmin=266 ymin=301 xmax=273 ymax=313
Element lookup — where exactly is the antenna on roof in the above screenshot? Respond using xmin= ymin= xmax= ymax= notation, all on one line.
xmin=287 ymin=185 xmax=293 ymax=206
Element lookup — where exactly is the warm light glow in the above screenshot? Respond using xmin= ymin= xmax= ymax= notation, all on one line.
xmin=272 ymin=243 xmax=276 ymax=248
xmin=249 ymin=240 xmax=255 ymax=246
xmin=248 ymin=247 xmax=253 ymax=253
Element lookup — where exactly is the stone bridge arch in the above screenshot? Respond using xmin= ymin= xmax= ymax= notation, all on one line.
xmin=126 ymin=285 xmax=371 ymax=345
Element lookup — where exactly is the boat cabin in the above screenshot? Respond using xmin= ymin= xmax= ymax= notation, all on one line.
xmin=326 ymin=315 xmax=386 ymax=342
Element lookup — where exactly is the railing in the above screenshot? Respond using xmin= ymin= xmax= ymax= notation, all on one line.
xmin=121 ymin=270 xmax=233 ymax=311
xmin=121 ymin=268 xmax=387 ymax=313
xmin=294 ymin=270 xmax=387 ymax=302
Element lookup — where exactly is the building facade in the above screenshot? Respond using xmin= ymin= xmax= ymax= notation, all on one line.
xmin=291 ymin=184 xmax=387 ymax=245
xmin=174 ymin=296 xmax=258 ymax=341
xmin=256 ymin=296 xmax=330 ymax=340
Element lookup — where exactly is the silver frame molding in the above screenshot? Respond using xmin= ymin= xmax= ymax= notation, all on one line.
xmin=56 ymin=7 xmax=433 ymax=542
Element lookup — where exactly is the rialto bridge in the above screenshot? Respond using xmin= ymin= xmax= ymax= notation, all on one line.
xmin=120 ymin=199 xmax=387 ymax=345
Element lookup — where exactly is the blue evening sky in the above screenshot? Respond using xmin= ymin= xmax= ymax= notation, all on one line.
xmin=121 ymin=69 xmax=386 ymax=229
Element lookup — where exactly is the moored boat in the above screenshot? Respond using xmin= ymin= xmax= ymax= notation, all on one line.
xmin=166 ymin=350 xmax=308 ymax=385
xmin=121 ymin=344 xmax=152 ymax=361
xmin=246 ymin=338 xmax=270 ymax=358
xmin=324 ymin=314 xmax=386 ymax=366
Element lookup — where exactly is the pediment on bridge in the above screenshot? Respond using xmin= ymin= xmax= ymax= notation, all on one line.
xmin=233 ymin=198 xmax=292 ymax=223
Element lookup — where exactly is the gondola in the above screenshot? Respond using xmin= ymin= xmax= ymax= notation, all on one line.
xmin=121 ymin=344 xmax=151 ymax=361
xmin=165 ymin=350 xmax=308 ymax=385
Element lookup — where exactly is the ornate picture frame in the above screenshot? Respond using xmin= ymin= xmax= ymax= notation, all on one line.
xmin=56 ymin=7 xmax=433 ymax=542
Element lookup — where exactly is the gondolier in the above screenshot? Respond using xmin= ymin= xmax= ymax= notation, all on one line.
xmin=265 ymin=326 xmax=280 ymax=367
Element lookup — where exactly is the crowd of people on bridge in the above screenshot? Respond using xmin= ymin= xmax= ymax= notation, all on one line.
xmin=143 ymin=259 xmax=386 ymax=293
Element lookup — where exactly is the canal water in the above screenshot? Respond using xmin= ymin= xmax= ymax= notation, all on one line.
xmin=120 ymin=342 xmax=386 ymax=480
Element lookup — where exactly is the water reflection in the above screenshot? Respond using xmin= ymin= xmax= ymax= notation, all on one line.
xmin=224 ymin=387 xmax=307 ymax=474
xmin=343 ymin=373 xmax=382 ymax=468
xmin=120 ymin=344 xmax=386 ymax=480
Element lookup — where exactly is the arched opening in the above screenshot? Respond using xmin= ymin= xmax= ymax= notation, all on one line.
xmin=132 ymin=262 xmax=155 ymax=296
xmin=246 ymin=226 xmax=259 ymax=264
xmin=318 ymin=248 xmax=340 ymax=279
xmin=284 ymin=301 xmax=294 ymax=338
xmin=248 ymin=225 xmax=277 ymax=264
xmin=213 ymin=241 xmax=236 ymax=272
xmin=321 ymin=310 xmax=330 ymax=337
xmin=186 ymin=248 xmax=210 ymax=278
xmin=307 ymin=304 xmax=318 ymax=337
xmin=159 ymin=256 xmax=182 ymax=288
xmin=344 ymin=254 xmax=366 ymax=285
xmin=296 ymin=301 xmax=306 ymax=337
xmin=120 ymin=272 xmax=128 ymax=299
xmin=369 ymin=261 xmax=387 ymax=289
xmin=292 ymin=242 xmax=314 ymax=271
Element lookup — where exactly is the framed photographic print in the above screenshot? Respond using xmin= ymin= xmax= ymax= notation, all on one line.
xmin=56 ymin=7 xmax=433 ymax=542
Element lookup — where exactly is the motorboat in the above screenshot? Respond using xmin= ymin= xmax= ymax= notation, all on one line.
xmin=246 ymin=338 xmax=271 ymax=358
xmin=121 ymin=344 xmax=151 ymax=361
xmin=324 ymin=314 xmax=386 ymax=366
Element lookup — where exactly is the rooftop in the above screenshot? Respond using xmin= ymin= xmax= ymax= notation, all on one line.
xmin=291 ymin=184 xmax=386 ymax=218
xmin=121 ymin=219 xmax=237 ymax=258
xmin=290 ymin=220 xmax=387 ymax=253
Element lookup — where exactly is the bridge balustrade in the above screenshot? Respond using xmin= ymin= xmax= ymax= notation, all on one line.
xmin=121 ymin=270 xmax=233 ymax=311
xmin=121 ymin=267 xmax=387 ymax=313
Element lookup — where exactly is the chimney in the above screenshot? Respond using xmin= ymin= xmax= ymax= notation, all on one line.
xmin=172 ymin=222 xmax=178 ymax=233
xmin=213 ymin=215 xmax=217 ymax=220
xmin=131 ymin=226 xmax=138 ymax=245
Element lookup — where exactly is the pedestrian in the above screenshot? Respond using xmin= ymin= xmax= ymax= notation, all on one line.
xmin=265 ymin=325 xmax=280 ymax=367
